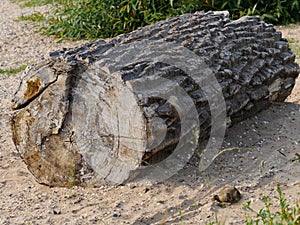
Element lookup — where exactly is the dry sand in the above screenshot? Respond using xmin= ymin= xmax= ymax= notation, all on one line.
xmin=0 ymin=1 xmax=299 ymax=224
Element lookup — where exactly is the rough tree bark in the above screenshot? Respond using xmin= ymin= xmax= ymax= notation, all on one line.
xmin=11 ymin=11 xmax=299 ymax=186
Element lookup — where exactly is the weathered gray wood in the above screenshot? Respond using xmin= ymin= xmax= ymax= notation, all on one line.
xmin=11 ymin=11 xmax=299 ymax=186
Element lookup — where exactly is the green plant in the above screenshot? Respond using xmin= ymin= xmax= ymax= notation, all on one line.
xmin=0 ymin=65 xmax=27 ymax=76
xmin=18 ymin=11 xmax=45 ymax=22
xmin=244 ymin=183 xmax=300 ymax=224
xmin=11 ymin=0 xmax=56 ymax=8
xmin=260 ymin=160 xmax=265 ymax=174
xmin=196 ymin=0 xmax=299 ymax=24
xmin=39 ymin=0 xmax=199 ymax=40
xmin=207 ymin=0 xmax=300 ymax=24
xmin=288 ymin=38 xmax=300 ymax=62
xmin=16 ymin=0 xmax=299 ymax=41
xmin=288 ymin=38 xmax=298 ymax=44
xmin=178 ymin=207 xmax=184 ymax=224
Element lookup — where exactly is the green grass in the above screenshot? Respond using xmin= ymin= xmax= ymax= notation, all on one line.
xmin=206 ymin=184 xmax=299 ymax=225
xmin=18 ymin=11 xmax=45 ymax=22
xmin=286 ymin=36 xmax=300 ymax=63
xmin=0 ymin=65 xmax=27 ymax=76
xmin=244 ymin=184 xmax=300 ymax=225
xmin=288 ymin=38 xmax=298 ymax=44
xmin=12 ymin=0 xmax=300 ymax=40
xmin=290 ymin=43 xmax=300 ymax=61
xmin=11 ymin=0 xmax=56 ymax=8
xmin=39 ymin=0 xmax=199 ymax=40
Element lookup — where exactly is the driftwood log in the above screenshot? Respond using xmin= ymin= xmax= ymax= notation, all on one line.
xmin=11 ymin=11 xmax=299 ymax=186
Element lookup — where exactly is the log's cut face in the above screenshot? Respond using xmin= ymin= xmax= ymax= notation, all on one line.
xmin=11 ymin=12 xmax=300 ymax=186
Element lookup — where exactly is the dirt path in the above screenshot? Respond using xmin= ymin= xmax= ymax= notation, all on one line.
xmin=0 ymin=1 xmax=299 ymax=224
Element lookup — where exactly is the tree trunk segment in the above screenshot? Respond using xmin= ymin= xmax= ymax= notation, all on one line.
xmin=11 ymin=11 xmax=299 ymax=186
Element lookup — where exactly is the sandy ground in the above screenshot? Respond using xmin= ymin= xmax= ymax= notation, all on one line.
xmin=0 ymin=1 xmax=299 ymax=224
